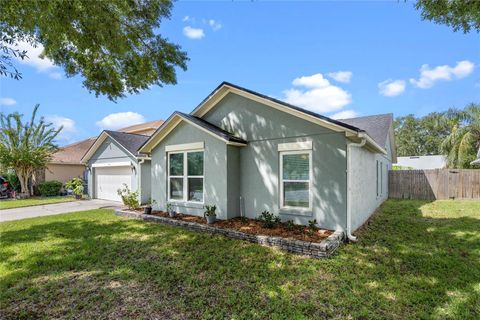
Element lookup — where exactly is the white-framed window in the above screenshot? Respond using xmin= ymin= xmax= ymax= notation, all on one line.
xmin=279 ymin=150 xmax=312 ymax=210
xmin=168 ymin=150 xmax=204 ymax=203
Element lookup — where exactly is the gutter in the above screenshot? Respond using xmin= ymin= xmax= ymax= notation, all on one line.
xmin=346 ymin=133 xmax=367 ymax=242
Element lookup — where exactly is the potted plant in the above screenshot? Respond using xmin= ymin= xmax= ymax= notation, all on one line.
xmin=65 ymin=178 xmax=84 ymax=200
xmin=166 ymin=202 xmax=176 ymax=218
xmin=204 ymin=205 xmax=217 ymax=224
xmin=144 ymin=198 xmax=156 ymax=214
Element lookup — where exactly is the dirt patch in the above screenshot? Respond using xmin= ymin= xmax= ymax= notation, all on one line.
xmin=144 ymin=211 xmax=333 ymax=243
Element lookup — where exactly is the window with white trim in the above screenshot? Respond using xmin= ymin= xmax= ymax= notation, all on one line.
xmin=280 ymin=151 xmax=311 ymax=209
xmin=168 ymin=150 xmax=204 ymax=202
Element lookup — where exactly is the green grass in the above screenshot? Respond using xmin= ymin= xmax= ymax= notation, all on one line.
xmin=0 ymin=200 xmax=479 ymax=319
xmin=0 ymin=196 xmax=75 ymax=210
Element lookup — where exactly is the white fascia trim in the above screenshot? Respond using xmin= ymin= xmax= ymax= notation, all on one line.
xmin=278 ymin=141 xmax=312 ymax=152
xmin=81 ymin=131 xmax=139 ymax=163
xmin=165 ymin=142 xmax=204 ymax=152
xmin=91 ymin=161 xmax=132 ymax=168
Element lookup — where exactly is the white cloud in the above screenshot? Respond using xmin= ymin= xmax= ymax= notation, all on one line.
xmin=327 ymin=71 xmax=352 ymax=83
xmin=283 ymin=73 xmax=352 ymax=113
xmin=0 ymin=98 xmax=16 ymax=106
xmin=208 ymin=19 xmax=222 ymax=31
xmin=45 ymin=115 xmax=77 ymax=143
xmin=410 ymin=60 xmax=475 ymax=89
xmin=96 ymin=112 xmax=146 ymax=131
xmin=183 ymin=26 xmax=205 ymax=40
xmin=14 ymin=41 xmax=56 ymax=72
xmin=330 ymin=110 xmax=359 ymax=120
xmin=49 ymin=72 xmax=62 ymax=80
xmin=378 ymin=79 xmax=406 ymax=97
xmin=182 ymin=16 xmax=190 ymax=22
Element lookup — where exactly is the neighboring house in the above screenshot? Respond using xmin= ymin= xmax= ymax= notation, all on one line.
xmin=37 ymin=120 xmax=163 ymax=185
xmin=139 ymin=82 xmax=396 ymax=235
xmin=471 ymin=148 xmax=480 ymax=166
xmin=82 ymin=131 xmax=152 ymax=203
xmin=395 ymin=155 xmax=446 ymax=170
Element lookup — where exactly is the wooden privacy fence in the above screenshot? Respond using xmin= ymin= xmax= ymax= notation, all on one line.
xmin=389 ymin=169 xmax=480 ymax=200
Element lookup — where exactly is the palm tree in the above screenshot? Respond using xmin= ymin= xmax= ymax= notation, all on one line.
xmin=0 ymin=105 xmax=62 ymax=196
xmin=441 ymin=103 xmax=480 ymax=169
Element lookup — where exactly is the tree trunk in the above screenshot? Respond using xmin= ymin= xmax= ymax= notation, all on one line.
xmin=16 ymin=167 xmax=31 ymax=196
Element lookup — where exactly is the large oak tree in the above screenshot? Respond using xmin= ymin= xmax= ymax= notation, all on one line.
xmin=0 ymin=0 xmax=188 ymax=100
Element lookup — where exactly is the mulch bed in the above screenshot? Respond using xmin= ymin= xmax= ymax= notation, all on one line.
xmin=145 ymin=210 xmax=333 ymax=243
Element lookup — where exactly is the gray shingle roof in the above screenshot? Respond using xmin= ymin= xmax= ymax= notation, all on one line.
xmin=105 ymin=130 xmax=150 ymax=155
xmin=338 ymin=113 xmax=393 ymax=148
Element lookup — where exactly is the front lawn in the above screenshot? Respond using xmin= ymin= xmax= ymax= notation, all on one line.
xmin=0 ymin=196 xmax=75 ymax=210
xmin=1 ymin=200 xmax=479 ymax=319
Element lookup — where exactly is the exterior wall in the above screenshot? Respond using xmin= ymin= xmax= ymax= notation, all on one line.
xmin=226 ymin=145 xmax=240 ymax=219
xmin=45 ymin=164 xmax=85 ymax=184
xmin=86 ymin=137 xmax=138 ymax=199
xmin=139 ymin=160 xmax=151 ymax=204
xmin=202 ymin=93 xmax=348 ymax=231
xmin=349 ymin=141 xmax=391 ymax=231
xmin=150 ymin=122 xmax=230 ymax=219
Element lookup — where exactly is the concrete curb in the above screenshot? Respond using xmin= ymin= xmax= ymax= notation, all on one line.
xmin=115 ymin=209 xmax=345 ymax=258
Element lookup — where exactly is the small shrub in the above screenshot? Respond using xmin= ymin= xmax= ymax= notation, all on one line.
xmin=257 ymin=210 xmax=281 ymax=229
xmin=204 ymin=204 xmax=217 ymax=216
xmin=240 ymin=216 xmax=249 ymax=224
xmin=37 ymin=180 xmax=63 ymax=197
xmin=166 ymin=202 xmax=173 ymax=213
xmin=286 ymin=220 xmax=295 ymax=231
xmin=117 ymin=184 xmax=139 ymax=210
xmin=307 ymin=219 xmax=318 ymax=235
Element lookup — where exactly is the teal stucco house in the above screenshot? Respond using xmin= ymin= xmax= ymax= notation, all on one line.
xmin=138 ymin=82 xmax=396 ymax=239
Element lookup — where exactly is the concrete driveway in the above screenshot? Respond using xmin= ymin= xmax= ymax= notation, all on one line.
xmin=0 ymin=199 xmax=121 ymax=222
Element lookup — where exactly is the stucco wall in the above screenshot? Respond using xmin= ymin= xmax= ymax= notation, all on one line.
xmin=349 ymin=145 xmax=390 ymax=231
xmin=202 ymin=93 xmax=348 ymax=231
xmin=86 ymin=137 xmax=138 ymax=199
xmin=150 ymin=122 xmax=230 ymax=219
xmin=45 ymin=164 xmax=85 ymax=184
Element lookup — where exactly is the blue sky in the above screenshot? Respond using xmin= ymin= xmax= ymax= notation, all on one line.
xmin=1 ymin=1 xmax=479 ymax=145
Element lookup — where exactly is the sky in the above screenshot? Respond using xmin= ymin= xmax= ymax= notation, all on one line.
xmin=0 ymin=1 xmax=479 ymax=145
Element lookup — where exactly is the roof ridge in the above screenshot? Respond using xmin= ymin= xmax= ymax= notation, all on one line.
xmin=105 ymin=130 xmax=149 ymax=137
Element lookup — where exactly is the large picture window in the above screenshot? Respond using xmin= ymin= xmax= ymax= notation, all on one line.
xmin=168 ymin=150 xmax=204 ymax=202
xmin=280 ymin=151 xmax=311 ymax=209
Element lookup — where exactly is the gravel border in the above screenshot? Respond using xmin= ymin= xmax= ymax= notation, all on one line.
xmin=115 ymin=209 xmax=345 ymax=258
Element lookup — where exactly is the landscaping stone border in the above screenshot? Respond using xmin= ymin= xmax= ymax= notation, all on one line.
xmin=115 ymin=209 xmax=345 ymax=258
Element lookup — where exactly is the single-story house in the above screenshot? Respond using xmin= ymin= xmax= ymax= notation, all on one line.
xmin=36 ymin=120 xmax=163 ymax=185
xmin=139 ymin=82 xmax=396 ymax=238
xmin=82 ymin=131 xmax=152 ymax=203
xmin=395 ymin=155 xmax=446 ymax=170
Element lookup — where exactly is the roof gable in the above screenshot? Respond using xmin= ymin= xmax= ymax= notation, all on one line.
xmin=81 ymin=131 xmax=149 ymax=163
xmin=139 ymin=112 xmax=247 ymax=153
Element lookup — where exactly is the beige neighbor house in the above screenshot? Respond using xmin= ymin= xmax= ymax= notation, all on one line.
xmin=36 ymin=120 xmax=163 ymax=185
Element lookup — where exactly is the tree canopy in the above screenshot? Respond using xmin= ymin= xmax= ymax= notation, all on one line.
xmin=0 ymin=105 xmax=61 ymax=195
xmin=0 ymin=0 xmax=188 ymax=100
xmin=394 ymin=103 xmax=480 ymax=169
xmin=415 ymin=0 xmax=480 ymax=33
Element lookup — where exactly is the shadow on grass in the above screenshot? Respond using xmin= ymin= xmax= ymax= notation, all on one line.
xmin=0 ymin=202 xmax=479 ymax=319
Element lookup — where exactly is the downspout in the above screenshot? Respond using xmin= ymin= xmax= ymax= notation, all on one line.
xmin=346 ymin=133 xmax=366 ymax=242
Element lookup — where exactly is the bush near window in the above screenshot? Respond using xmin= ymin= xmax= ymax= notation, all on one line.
xmin=257 ymin=210 xmax=281 ymax=229
xmin=37 ymin=181 xmax=62 ymax=197
xmin=65 ymin=178 xmax=84 ymax=196
xmin=117 ymin=184 xmax=140 ymax=210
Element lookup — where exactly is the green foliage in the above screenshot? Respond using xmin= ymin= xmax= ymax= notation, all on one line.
xmin=257 ymin=210 xmax=281 ymax=229
xmin=65 ymin=178 xmax=84 ymax=196
xmin=415 ymin=0 xmax=480 ymax=33
xmin=0 ymin=0 xmax=188 ymax=100
xmin=308 ymin=219 xmax=318 ymax=231
xmin=204 ymin=205 xmax=217 ymax=217
xmin=0 ymin=105 xmax=61 ymax=195
xmin=441 ymin=103 xmax=480 ymax=168
xmin=37 ymin=180 xmax=62 ymax=197
xmin=166 ymin=202 xmax=173 ymax=213
xmin=117 ymin=184 xmax=139 ymax=210
xmin=1 ymin=170 xmax=20 ymax=192
xmin=286 ymin=220 xmax=295 ymax=231
xmin=392 ymin=165 xmax=414 ymax=171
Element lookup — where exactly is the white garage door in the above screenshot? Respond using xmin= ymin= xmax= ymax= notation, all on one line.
xmin=95 ymin=166 xmax=132 ymax=202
